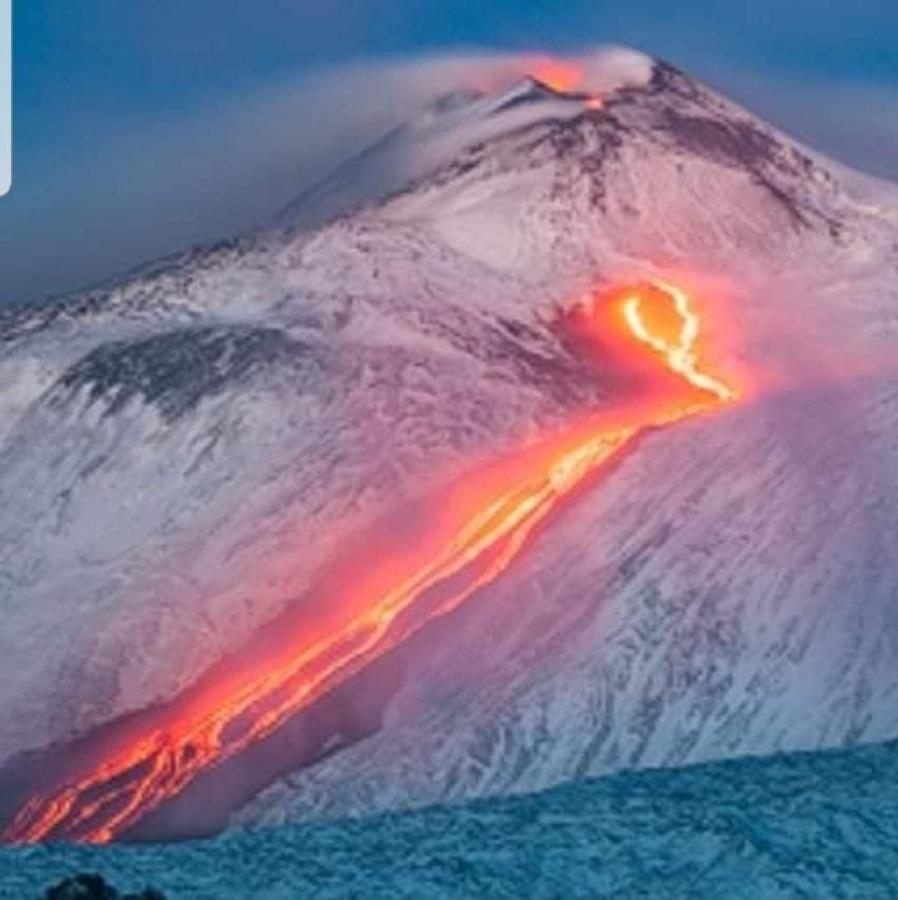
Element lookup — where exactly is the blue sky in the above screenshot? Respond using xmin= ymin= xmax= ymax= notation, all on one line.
xmin=4 ymin=0 xmax=898 ymax=303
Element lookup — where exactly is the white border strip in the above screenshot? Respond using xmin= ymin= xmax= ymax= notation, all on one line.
xmin=0 ymin=0 xmax=10 ymax=196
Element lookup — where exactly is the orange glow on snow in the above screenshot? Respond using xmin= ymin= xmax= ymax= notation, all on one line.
xmin=1 ymin=281 xmax=737 ymax=844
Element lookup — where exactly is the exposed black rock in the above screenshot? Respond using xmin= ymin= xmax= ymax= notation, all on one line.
xmin=51 ymin=326 xmax=314 ymax=421
xmin=44 ymin=872 xmax=165 ymax=900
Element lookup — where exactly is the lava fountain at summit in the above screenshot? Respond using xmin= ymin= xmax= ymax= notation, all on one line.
xmin=1 ymin=281 xmax=739 ymax=844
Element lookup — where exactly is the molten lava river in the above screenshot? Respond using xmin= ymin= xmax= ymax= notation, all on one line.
xmin=2 ymin=281 xmax=738 ymax=844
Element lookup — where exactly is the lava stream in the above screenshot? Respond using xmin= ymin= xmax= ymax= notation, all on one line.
xmin=1 ymin=280 xmax=738 ymax=844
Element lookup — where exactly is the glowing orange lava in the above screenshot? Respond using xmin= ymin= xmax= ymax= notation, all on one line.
xmin=1 ymin=281 xmax=737 ymax=844
xmin=530 ymin=57 xmax=583 ymax=93
xmin=620 ymin=279 xmax=735 ymax=403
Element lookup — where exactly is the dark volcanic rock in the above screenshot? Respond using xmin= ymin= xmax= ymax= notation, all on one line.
xmin=44 ymin=872 xmax=165 ymax=900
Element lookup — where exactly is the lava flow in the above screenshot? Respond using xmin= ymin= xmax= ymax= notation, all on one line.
xmin=1 ymin=280 xmax=738 ymax=844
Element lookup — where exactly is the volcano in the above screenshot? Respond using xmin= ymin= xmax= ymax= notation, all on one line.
xmin=0 ymin=51 xmax=897 ymax=845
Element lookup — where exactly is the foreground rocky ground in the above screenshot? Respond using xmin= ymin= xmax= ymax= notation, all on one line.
xmin=6 ymin=737 xmax=898 ymax=899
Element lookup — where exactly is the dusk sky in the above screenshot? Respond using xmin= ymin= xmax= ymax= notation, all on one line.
xmin=4 ymin=0 xmax=897 ymax=304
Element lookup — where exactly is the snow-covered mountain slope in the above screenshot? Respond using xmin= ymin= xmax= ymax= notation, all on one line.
xmin=1 ymin=51 xmax=897 ymax=832
xmin=7 ymin=738 xmax=898 ymax=898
